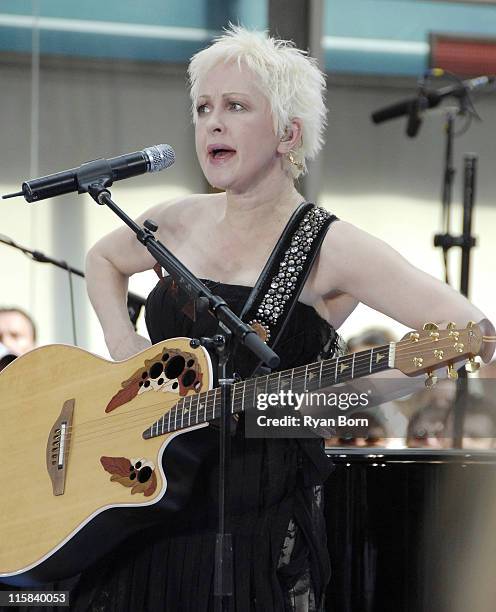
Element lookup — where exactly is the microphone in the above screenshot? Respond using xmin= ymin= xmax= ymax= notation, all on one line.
xmin=2 ymin=144 xmax=175 ymax=203
xmin=0 ymin=343 xmax=17 ymax=372
xmin=371 ymin=75 xmax=494 ymax=125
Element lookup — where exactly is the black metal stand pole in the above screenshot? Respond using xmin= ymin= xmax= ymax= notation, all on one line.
xmin=452 ymin=154 xmax=478 ymax=448
xmin=460 ymin=154 xmax=477 ymax=298
xmin=81 ymin=178 xmax=279 ymax=611
xmin=434 ymin=111 xmax=457 ymax=282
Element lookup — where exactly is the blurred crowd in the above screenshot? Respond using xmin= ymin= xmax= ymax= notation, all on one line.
xmin=325 ymin=326 xmax=496 ymax=451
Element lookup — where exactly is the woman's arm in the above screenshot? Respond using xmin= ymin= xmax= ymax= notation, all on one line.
xmin=85 ymin=201 xmax=172 ymax=360
xmin=313 ymin=221 xmax=495 ymax=361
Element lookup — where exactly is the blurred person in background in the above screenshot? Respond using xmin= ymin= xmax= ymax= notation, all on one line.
xmin=325 ymin=411 xmax=387 ymax=448
xmin=346 ymin=327 xmax=408 ymax=447
xmin=406 ymin=404 xmax=449 ymax=448
xmin=0 ymin=306 xmax=36 ymax=371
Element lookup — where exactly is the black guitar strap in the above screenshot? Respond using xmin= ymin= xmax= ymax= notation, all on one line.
xmin=239 ymin=203 xmax=338 ymax=377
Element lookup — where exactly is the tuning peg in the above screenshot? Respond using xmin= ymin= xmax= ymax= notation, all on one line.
xmin=423 ymin=322 xmax=439 ymax=331
xmin=447 ymin=364 xmax=458 ymax=380
xmin=467 ymin=321 xmax=476 ymax=329
xmin=446 ymin=322 xmax=457 ymax=330
xmin=425 ymin=372 xmax=438 ymax=389
xmin=465 ymin=357 xmax=480 ymax=374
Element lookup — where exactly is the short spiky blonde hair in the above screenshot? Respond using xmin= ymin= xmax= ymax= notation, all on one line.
xmin=188 ymin=25 xmax=327 ymax=178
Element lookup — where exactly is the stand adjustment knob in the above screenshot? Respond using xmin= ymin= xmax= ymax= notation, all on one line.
xmin=144 ymin=219 xmax=158 ymax=232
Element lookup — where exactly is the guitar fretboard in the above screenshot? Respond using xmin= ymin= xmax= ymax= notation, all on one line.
xmin=142 ymin=343 xmax=393 ymax=439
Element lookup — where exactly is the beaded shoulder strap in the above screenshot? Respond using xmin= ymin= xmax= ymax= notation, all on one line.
xmin=242 ymin=204 xmax=337 ymax=368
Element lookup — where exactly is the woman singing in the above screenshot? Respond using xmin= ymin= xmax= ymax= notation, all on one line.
xmin=81 ymin=25 xmax=492 ymax=612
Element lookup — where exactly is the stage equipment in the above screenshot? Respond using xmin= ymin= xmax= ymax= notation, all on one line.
xmin=371 ymin=73 xmax=494 ymax=135
xmin=0 ymin=234 xmax=145 ymax=330
xmin=0 ymin=343 xmax=16 ymax=372
xmin=0 ymin=324 xmax=484 ymax=585
xmin=325 ymin=450 xmax=496 ymax=612
xmin=1 ymin=144 xmax=175 ymax=203
xmin=372 ymin=70 xmax=495 ymax=449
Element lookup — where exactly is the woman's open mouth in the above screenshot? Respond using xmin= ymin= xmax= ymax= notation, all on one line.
xmin=207 ymin=145 xmax=237 ymax=163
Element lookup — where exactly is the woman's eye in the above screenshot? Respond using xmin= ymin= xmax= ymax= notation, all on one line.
xmin=197 ymin=104 xmax=209 ymax=114
xmin=229 ymin=102 xmax=244 ymax=111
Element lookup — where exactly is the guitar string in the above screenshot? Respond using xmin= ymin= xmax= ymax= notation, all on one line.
xmin=57 ymin=336 xmax=459 ymax=440
xmin=46 ymin=341 xmax=477 ymax=451
xmin=58 ymin=336 xmax=479 ymax=442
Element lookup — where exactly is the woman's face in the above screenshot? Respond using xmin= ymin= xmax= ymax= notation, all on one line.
xmin=194 ymin=61 xmax=282 ymax=193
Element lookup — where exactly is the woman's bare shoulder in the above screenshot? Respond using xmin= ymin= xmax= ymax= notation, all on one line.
xmin=152 ymin=192 xmax=224 ymax=231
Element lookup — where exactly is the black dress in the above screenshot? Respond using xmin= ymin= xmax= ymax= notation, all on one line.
xmin=68 ymin=280 xmax=338 ymax=611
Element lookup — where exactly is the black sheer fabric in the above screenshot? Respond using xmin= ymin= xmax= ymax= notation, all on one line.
xmin=1 ymin=280 xmax=337 ymax=612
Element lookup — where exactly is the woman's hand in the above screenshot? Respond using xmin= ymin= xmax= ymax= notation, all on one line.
xmin=107 ymin=330 xmax=152 ymax=361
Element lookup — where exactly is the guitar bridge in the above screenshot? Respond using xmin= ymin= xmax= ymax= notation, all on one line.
xmin=46 ymin=398 xmax=74 ymax=496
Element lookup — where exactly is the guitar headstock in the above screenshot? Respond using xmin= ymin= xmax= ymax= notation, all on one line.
xmin=394 ymin=322 xmax=483 ymax=383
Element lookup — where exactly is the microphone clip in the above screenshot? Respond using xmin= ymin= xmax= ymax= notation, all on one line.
xmin=406 ymin=75 xmax=428 ymax=138
xmin=76 ymin=158 xmax=113 ymax=200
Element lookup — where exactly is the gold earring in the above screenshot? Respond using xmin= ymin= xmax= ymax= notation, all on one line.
xmin=287 ymin=151 xmax=304 ymax=173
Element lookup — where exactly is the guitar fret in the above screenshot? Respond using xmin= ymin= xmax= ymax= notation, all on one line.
xmin=334 ymin=356 xmax=339 ymax=383
xmin=369 ymin=348 xmax=373 ymax=374
xmin=319 ymin=360 xmax=323 ymax=388
xmin=241 ymin=381 xmax=246 ymax=415
xmin=351 ymin=353 xmax=356 ymax=378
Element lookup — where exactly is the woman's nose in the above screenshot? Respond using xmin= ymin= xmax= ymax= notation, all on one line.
xmin=205 ymin=109 xmax=225 ymax=133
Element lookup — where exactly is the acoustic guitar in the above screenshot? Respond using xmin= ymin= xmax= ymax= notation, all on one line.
xmin=0 ymin=323 xmax=483 ymax=585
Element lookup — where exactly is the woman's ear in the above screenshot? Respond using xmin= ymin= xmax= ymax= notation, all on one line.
xmin=277 ymin=118 xmax=303 ymax=154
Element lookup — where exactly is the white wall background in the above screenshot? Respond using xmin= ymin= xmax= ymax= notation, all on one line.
xmin=1 ymin=55 xmax=494 ymax=357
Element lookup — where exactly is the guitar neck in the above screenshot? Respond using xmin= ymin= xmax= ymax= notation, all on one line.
xmin=143 ymin=343 xmax=394 ymax=439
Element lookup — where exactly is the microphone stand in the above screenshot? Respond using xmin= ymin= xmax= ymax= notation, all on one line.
xmin=75 ymin=161 xmax=279 ymax=612
xmin=0 ymin=233 xmax=146 ymax=329
xmin=433 ymin=114 xmax=478 ymax=449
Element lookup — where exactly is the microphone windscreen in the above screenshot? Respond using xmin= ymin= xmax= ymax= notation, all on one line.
xmin=145 ymin=145 xmax=176 ymax=172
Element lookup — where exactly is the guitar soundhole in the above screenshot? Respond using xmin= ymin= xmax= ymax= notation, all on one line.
xmin=149 ymin=362 xmax=164 ymax=379
xmin=165 ymin=356 xmax=186 ymax=379
xmin=182 ymin=370 xmax=196 ymax=387
xmin=138 ymin=466 xmax=152 ymax=483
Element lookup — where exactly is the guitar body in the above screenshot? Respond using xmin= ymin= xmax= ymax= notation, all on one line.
xmin=0 ymin=339 xmax=213 ymax=585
